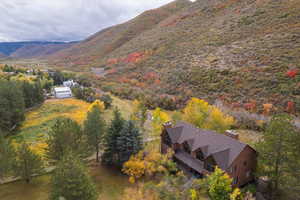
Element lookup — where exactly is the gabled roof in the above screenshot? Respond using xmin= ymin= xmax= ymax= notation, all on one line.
xmin=165 ymin=122 xmax=251 ymax=169
xmin=53 ymin=87 xmax=71 ymax=92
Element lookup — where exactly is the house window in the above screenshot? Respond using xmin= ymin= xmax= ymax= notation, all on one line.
xmin=243 ymin=161 xmax=247 ymax=166
xmin=206 ymin=163 xmax=215 ymax=172
xmin=183 ymin=142 xmax=191 ymax=154
xmin=233 ymin=177 xmax=239 ymax=185
xmin=246 ymin=170 xmax=251 ymax=178
xmin=234 ymin=165 xmax=237 ymax=172
xmin=162 ymin=134 xmax=172 ymax=147
xmin=196 ymin=150 xmax=204 ymax=161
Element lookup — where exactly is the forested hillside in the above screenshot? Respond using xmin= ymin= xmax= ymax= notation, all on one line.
xmin=49 ymin=0 xmax=300 ymax=113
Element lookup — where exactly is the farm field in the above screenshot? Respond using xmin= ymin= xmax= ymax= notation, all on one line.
xmin=12 ymin=96 xmax=134 ymax=144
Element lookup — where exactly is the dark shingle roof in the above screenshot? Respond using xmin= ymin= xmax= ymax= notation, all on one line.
xmin=166 ymin=122 xmax=249 ymax=169
xmin=174 ymin=150 xmax=204 ymax=173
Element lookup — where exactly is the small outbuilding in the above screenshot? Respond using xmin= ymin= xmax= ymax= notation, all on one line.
xmin=63 ymin=80 xmax=77 ymax=88
xmin=52 ymin=87 xmax=72 ymax=99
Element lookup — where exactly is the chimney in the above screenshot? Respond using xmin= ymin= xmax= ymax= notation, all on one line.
xmin=163 ymin=121 xmax=173 ymax=129
xmin=225 ymin=130 xmax=239 ymax=140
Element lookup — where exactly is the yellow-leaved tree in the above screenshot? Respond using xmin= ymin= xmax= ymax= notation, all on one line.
xmin=183 ymin=98 xmax=210 ymax=128
xmin=88 ymin=100 xmax=105 ymax=112
xmin=182 ymin=98 xmax=234 ymax=133
xmin=204 ymin=107 xmax=235 ymax=133
xmin=122 ymin=149 xmax=176 ymax=183
xmin=151 ymin=108 xmax=170 ymax=137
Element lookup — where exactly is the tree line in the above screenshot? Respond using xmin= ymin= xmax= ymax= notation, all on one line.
xmin=0 ymin=78 xmax=45 ymax=135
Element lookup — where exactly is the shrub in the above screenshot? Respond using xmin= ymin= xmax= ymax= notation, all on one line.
xmin=100 ymin=94 xmax=113 ymax=109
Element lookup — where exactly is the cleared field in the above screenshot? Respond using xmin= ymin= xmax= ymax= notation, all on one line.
xmin=12 ymin=98 xmax=90 ymax=143
xmin=12 ymin=96 xmax=134 ymax=143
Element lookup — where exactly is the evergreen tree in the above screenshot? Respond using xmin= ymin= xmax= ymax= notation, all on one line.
xmin=0 ymin=79 xmax=25 ymax=133
xmin=46 ymin=117 xmax=88 ymax=162
xmin=50 ymin=151 xmax=98 ymax=200
xmin=102 ymin=109 xmax=125 ymax=165
xmin=0 ymin=135 xmax=15 ymax=181
xmin=20 ymin=80 xmax=44 ymax=108
xmin=13 ymin=142 xmax=44 ymax=183
xmin=288 ymin=125 xmax=300 ymax=198
xmin=2 ymin=64 xmax=14 ymax=72
xmin=34 ymin=80 xmax=44 ymax=104
xmin=21 ymin=81 xmax=36 ymax=108
xmin=84 ymin=103 xmax=106 ymax=162
xmin=100 ymin=94 xmax=113 ymax=109
xmin=51 ymin=70 xmax=64 ymax=85
xmin=116 ymin=120 xmax=143 ymax=165
xmin=256 ymin=114 xmax=299 ymax=199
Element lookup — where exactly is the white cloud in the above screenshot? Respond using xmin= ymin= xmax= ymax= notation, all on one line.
xmin=0 ymin=0 xmax=174 ymax=42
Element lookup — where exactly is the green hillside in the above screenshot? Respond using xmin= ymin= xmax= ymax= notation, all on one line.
xmin=49 ymin=0 xmax=300 ymax=113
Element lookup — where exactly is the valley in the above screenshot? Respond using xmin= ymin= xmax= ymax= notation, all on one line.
xmin=1 ymin=0 xmax=300 ymax=200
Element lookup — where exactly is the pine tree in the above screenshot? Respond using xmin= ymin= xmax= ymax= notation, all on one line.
xmin=256 ymin=114 xmax=298 ymax=199
xmin=13 ymin=142 xmax=44 ymax=183
xmin=102 ymin=109 xmax=125 ymax=165
xmin=34 ymin=80 xmax=44 ymax=105
xmin=0 ymin=79 xmax=25 ymax=133
xmin=50 ymin=151 xmax=98 ymax=200
xmin=116 ymin=120 xmax=143 ymax=165
xmin=84 ymin=103 xmax=106 ymax=162
xmin=46 ymin=117 xmax=88 ymax=162
xmin=0 ymin=135 xmax=15 ymax=181
xmin=100 ymin=94 xmax=113 ymax=109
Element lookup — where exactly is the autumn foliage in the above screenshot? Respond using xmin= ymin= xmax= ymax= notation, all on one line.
xmin=182 ymin=98 xmax=235 ymax=133
xmin=151 ymin=108 xmax=171 ymax=136
xmin=124 ymin=52 xmax=144 ymax=63
xmin=88 ymin=100 xmax=105 ymax=112
xmin=286 ymin=69 xmax=298 ymax=78
xmin=286 ymin=101 xmax=295 ymax=114
xmin=107 ymin=52 xmax=146 ymax=65
xmin=263 ymin=104 xmax=273 ymax=115
xmin=122 ymin=149 xmax=176 ymax=183
xmin=243 ymin=101 xmax=257 ymax=112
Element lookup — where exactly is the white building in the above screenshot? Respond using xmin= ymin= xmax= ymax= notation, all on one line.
xmin=52 ymin=87 xmax=72 ymax=99
xmin=63 ymin=80 xmax=77 ymax=88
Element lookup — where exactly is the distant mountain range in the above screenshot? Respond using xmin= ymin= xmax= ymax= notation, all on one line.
xmin=0 ymin=41 xmax=78 ymax=59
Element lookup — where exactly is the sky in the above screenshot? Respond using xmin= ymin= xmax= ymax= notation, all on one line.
xmin=0 ymin=0 xmax=178 ymax=42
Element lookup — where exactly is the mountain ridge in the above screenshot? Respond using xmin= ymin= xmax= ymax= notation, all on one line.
xmin=49 ymin=0 xmax=300 ymax=113
xmin=0 ymin=41 xmax=78 ymax=58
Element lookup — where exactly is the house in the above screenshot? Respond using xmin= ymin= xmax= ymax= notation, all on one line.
xmin=161 ymin=122 xmax=257 ymax=187
xmin=52 ymin=87 xmax=72 ymax=99
xmin=63 ymin=80 xmax=77 ymax=87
